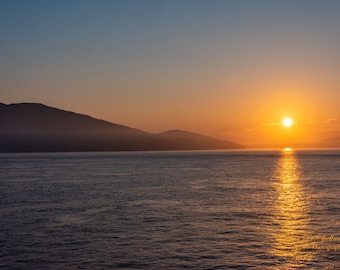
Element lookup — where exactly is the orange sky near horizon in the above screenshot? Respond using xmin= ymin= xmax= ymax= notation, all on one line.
xmin=1 ymin=1 xmax=340 ymax=147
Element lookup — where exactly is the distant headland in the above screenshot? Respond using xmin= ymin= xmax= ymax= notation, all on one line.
xmin=0 ymin=103 xmax=244 ymax=152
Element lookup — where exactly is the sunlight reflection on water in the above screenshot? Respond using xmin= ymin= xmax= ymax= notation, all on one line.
xmin=270 ymin=149 xmax=317 ymax=267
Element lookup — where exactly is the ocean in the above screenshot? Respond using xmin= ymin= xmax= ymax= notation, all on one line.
xmin=0 ymin=149 xmax=339 ymax=269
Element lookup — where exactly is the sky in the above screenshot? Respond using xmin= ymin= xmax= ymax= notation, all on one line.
xmin=1 ymin=0 xmax=340 ymax=147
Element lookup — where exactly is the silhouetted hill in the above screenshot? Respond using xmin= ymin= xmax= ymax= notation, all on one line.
xmin=0 ymin=102 xmax=139 ymax=132
xmin=0 ymin=103 xmax=244 ymax=152
xmin=158 ymin=130 xmax=244 ymax=150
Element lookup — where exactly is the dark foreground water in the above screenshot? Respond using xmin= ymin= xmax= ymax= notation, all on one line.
xmin=0 ymin=149 xmax=339 ymax=269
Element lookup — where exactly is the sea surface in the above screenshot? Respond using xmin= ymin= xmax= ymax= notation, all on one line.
xmin=0 ymin=149 xmax=339 ymax=269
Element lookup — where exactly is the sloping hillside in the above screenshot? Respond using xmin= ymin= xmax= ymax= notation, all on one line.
xmin=158 ymin=130 xmax=244 ymax=150
xmin=0 ymin=103 xmax=244 ymax=152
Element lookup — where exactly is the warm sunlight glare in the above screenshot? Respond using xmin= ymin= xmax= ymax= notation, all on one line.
xmin=283 ymin=118 xmax=293 ymax=127
xmin=284 ymin=147 xmax=293 ymax=152
xmin=270 ymin=152 xmax=315 ymax=262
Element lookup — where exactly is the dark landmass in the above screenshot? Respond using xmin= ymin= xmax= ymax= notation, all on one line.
xmin=157 ymin=130 xmax=243 ymax=150
xmin=0 ymin=102 xmax=244 ymax=152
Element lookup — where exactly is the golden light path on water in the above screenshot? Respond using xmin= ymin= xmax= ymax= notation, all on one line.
xmin=270 ymin=148 xmax=316 ymax=267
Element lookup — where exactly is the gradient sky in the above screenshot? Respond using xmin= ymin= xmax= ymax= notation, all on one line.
xmin=1 ymin=0 xmax=340 ymax=146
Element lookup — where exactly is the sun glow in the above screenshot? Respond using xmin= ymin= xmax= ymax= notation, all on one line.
xmin=283 ymin=117 xmax=293 ymax=127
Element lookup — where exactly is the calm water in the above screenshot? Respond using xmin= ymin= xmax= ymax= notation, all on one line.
xmin=0 ymin=150 xmax=339 ymax=269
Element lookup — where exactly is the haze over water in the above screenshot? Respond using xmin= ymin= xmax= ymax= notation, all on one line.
xmin=1 ymin=149 xmax=339 ymax=269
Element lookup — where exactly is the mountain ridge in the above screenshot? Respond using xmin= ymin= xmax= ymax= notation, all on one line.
xmin=0 ymin=102 xmax=142 ymax=133
xmin=0 ymin=102 xmax=244 ymax=152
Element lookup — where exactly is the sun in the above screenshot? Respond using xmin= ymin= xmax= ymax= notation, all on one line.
xmin=283 ymin=117 xmax=293 ymax=127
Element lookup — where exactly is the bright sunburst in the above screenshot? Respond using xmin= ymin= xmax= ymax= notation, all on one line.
xmin=283 ymin=117 xmax=293 ymax=127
